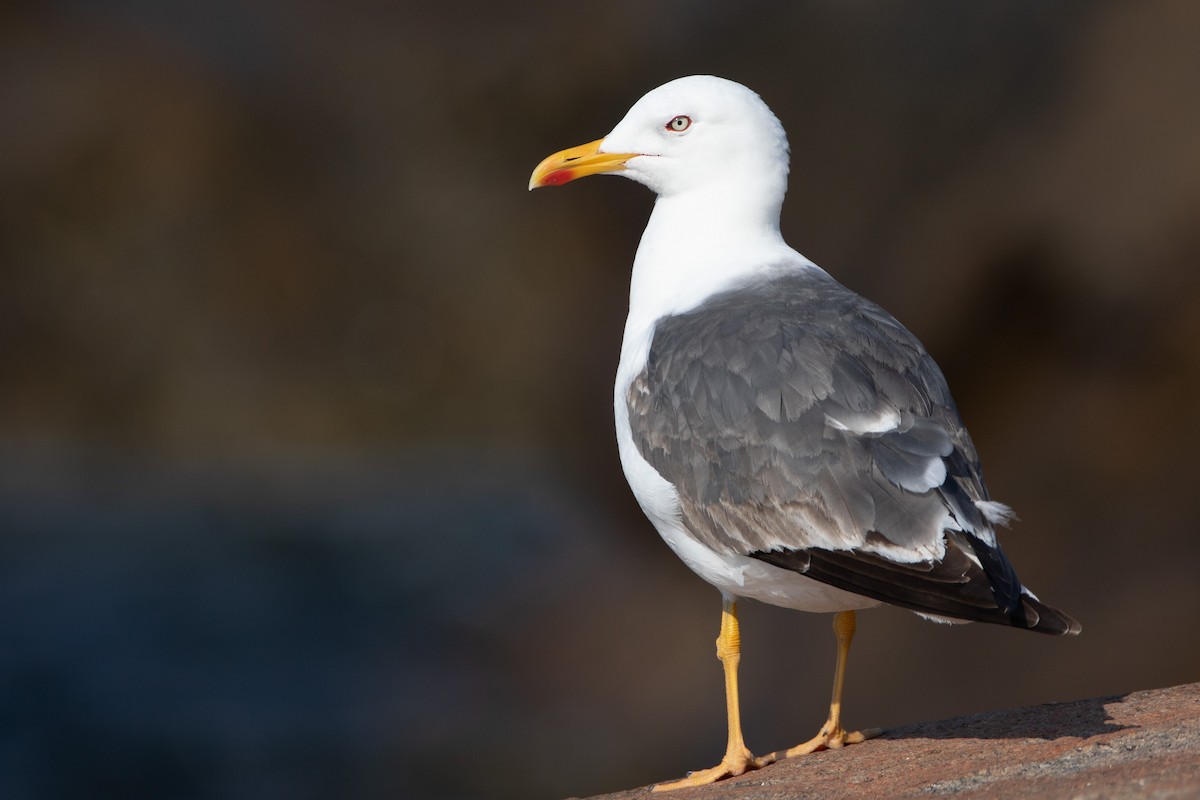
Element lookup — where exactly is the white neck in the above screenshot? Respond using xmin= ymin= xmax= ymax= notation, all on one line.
xmin=613 ymin=179 xmax=815 ymax=399
xmin=624 ymin=183 xmax=796 ymax=340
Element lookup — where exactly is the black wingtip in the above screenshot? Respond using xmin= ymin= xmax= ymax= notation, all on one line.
xmin=748 ymin=545 xmax=1081 ymax=635
xmin=960 ymin=532 xmax=1081 ymax=636
xmin=1019 ymin=595 xmax=1083 ymax=636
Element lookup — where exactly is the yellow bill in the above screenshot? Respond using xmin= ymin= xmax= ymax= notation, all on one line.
xmin=528 ymin=138 xmax=638 ymax=190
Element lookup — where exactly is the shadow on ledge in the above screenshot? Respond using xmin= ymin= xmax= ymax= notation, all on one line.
xmin=880 ymin=691 xmax=1131 ymax=742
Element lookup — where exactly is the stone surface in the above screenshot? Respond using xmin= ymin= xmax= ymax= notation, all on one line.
xmin=575 ymin=683 xmax=1200 ymax=800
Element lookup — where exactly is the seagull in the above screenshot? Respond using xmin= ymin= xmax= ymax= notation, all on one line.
xmin=529 ymin=75 xmax=1080 ymax=792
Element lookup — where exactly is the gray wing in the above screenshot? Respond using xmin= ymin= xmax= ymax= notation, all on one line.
xmin=627 ymin=267 xmax=1079 ymax=634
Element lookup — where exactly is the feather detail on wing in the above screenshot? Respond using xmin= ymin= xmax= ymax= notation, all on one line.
xmin=626 ymin=265 xmax=1080 ymax=634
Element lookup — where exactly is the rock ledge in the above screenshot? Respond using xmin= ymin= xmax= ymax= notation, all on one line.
xmin=576 ymin=683 xmax=1200 ymax=799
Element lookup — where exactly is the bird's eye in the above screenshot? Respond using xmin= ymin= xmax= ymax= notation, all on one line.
xmin=666 ymin=115 xmax=692 ymax=132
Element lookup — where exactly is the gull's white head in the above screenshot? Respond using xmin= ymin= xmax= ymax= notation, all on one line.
xmin=529 ymin=76 xmax=790 ymax=202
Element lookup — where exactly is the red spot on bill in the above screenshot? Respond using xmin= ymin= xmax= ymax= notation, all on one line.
xmin=544 ymin=169 xmax=574 ymax=186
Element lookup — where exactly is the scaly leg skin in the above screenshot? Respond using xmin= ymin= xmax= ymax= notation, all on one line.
xmin=757 ymin=611 xmax=881 ymax=767
xmin=653 ymin=597 xmax=760 ymax=792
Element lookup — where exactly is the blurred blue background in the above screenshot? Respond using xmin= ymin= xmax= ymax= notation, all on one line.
xmin=2 ymin=1 xmax=1199 ymax=798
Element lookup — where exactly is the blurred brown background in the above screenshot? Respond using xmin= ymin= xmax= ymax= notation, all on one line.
xmin=2 ymin=1 xmax=1199 ymax=799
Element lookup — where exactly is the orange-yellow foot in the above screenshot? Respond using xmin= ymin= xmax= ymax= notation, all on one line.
xmin=755 ymin=723 xmax=881 ymax=766
xmin=652 ymin=747 xmax=758 ymax=792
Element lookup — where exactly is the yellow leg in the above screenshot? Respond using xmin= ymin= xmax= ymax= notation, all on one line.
xmin=653 ymin=597 xmax=759 ymax=791
xmin=758 ymin=610 xmax=880 ymax=766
